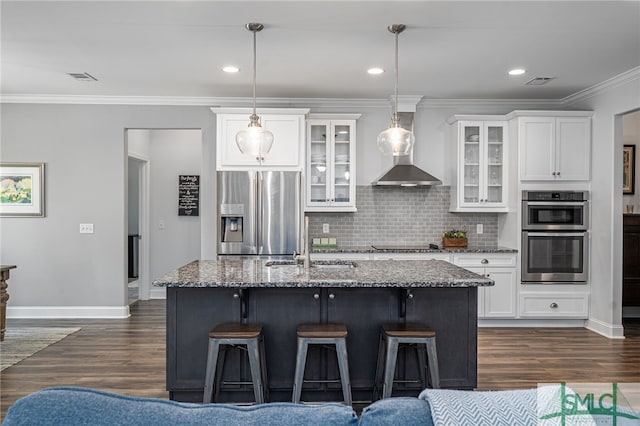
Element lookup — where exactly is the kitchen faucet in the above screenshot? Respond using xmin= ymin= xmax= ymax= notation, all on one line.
xmin=293 ymin=216 xmax=311 ymax=269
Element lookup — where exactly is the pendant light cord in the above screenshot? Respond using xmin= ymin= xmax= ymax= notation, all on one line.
xmin=252 ymin=27 xmax=257 ymax=117
xmin=393 ymin=28 xmax=399 ymax=123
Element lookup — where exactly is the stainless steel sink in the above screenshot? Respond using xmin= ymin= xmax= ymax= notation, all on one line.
xmin=264 ymin=260 xmax=358 ymax=269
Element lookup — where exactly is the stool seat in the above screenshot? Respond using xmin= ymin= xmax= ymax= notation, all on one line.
xmin=293 ymin=323 xmax=352 ymax=405
xmin=382 ymin=323 xmax=435 ymax=338
xmin=297 ymin=323 xmax=348 ymax=339
xmin=209 ymin=323 xmax=262 ymax=339
xmin=374 ymin=322 xmax=440 ymax=400
xmin=203 ymin=323 xmax=268 ymax=404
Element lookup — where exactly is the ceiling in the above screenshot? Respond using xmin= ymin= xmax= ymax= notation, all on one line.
xmin=2 ymin=1 xmax=639 ymax=101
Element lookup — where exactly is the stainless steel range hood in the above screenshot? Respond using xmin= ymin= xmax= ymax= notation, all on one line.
xmin=372 ymin=112 xmax=442 ymax=187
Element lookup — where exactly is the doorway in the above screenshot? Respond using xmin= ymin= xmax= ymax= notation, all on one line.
xmin=622 ymin=109 xmax=640 ymax=318
xmin=126 ymin=128 xmax=203 ymax=303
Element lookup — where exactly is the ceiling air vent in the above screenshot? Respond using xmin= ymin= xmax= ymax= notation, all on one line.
xmin=525 ymin=77 xmax=555 ymax=86
xmin=67 ymin=72 xmax=98 ymax=82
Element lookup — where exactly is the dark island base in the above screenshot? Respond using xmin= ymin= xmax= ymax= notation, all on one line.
xmin=167 ymin=286 xmax=477 ymax=403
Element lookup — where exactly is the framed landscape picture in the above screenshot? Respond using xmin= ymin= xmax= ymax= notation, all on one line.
xmin=623 ymin=145 xmax=635 ymax=195
xmin=0 ymin=163 xmax=45 ymax=217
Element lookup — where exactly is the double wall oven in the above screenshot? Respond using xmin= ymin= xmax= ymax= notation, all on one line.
xmin=521 ymin=191 xmax=589 ymax=283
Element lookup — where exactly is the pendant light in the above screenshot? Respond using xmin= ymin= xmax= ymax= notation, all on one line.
xmin=235 ymin=23 xmax=274 ymax=160
xmin=377 ymin=24 xmax=414 ymax=156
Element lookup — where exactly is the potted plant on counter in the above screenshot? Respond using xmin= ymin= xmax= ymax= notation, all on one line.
xmin=442 ymin=230 xmax=468 ymax=248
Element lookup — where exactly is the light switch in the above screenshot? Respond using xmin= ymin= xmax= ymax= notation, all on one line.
xmin=477 ymin=224 xmax=483 ymax=234
xmin=79 ymin=223 xmax=94 ymax=234
xmin=323 ymin=223 xmax=330 ymax=233
xmin=159 ymin=221 xmax=165 ymax=230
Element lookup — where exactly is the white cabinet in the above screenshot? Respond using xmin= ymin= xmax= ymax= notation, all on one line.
xmin=372 ymin=252 xmax=451 ymax=262
xmin=212 ymin=108 xmax=309 ymax=170
xmin=447 ymin=117 xmax=508 ymax=212
xmin=453 ymin=253 xmax=517 ymax=318
xmin=519 ymin=285 xmax=589 ymax=319
xmin=510 ymin=112 xmax=592 ymax=181
xmin=306 ymin=114 xmax=360 ymax=212
xmin=311 ymin=252 xmax=372 ymax=261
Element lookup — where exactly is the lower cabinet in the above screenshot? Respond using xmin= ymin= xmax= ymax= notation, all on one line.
xmin=518 ymin=287 xmax=589 ymax=318
xmin=453 ymin=254 xmax=517 ymax=319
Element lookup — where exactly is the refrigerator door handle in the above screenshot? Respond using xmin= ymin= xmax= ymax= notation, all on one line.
xmin=256 ymin=171 xmax=263 ymax=254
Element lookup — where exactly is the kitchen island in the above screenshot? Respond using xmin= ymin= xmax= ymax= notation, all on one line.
xmin=154 ymin=258 xmax=493 ymax=403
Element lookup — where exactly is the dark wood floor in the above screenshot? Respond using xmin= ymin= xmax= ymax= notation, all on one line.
xmin=2 ymin=299 xmax=639 ymax=420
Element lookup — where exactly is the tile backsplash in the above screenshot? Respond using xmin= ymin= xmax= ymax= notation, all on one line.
xmin=308 ymin=186 xmax=499 ymax=249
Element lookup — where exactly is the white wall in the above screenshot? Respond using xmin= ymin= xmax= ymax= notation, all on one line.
xmin=0 ymin=104 xmax=215 ymax=317
xmin=148 ymin=129 xmax=202 ymax=297
xmin=568 ymin=74 xmax=640 ymax=337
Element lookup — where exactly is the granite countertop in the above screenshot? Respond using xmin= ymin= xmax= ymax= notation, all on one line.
xmin=153 ymin=259 xmax=494 ymax=289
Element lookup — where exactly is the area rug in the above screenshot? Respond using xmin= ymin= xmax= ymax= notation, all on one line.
xmin=0 ymin=327 xmax=81 ymax=371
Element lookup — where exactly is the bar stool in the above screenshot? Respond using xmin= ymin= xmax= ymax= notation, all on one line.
xmin=203 ymin=323 xmax=268 ymax=404
xmin=374 ymin=323 xmax=440 ymax=400
xmin=292 ymin=323 xmax=352 ymax=405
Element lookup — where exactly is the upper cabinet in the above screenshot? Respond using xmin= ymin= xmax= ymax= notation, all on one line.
xmin=508 ymin=111 xmax=592 ymax=181
xmin=306 ymin=114 xmax=360 ymax=212
xmin=448 ymin=116 xmax=508 ymax=212
xmin=212 ymin=108 xmax=309 ymax=170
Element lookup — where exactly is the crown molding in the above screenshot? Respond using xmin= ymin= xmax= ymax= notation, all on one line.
xmin=0 ymin=94 xmax=391 ymax=108
xmin=561 ymin=66 xmax=640 ymax=106
xmin=417 ymin=98 xmax=561 ymax=109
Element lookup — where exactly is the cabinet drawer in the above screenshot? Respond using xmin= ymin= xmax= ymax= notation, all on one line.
xmin=453 ymin=254 xmax=517 ymax=268
xmin=312 ymin=252 xmax=372 ymax=261
xmin=372 ymin=253 xmax=451 ymax=262
xmin=519 ymin=292 xmax=589 ymax=318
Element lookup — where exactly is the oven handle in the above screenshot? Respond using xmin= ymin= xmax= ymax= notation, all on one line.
xmin=523 ymin=201 xmax=587 ymax=206
xmin=523 ymin=232 xmax=587 ymax=237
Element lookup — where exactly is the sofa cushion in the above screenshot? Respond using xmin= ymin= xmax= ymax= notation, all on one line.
xmin=358 ymin=397 xmax=433 ymax=426
xmin=3 ymin=387 xmax=359 ymax=426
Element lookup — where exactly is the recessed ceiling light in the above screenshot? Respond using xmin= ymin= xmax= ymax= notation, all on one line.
xmin=222 ymin=66 xmax=239 ymax=73
xmin=368 ymin=68 xmax=384 ymax=75
xmin=508 ymin=68 xmax=526 ymax=76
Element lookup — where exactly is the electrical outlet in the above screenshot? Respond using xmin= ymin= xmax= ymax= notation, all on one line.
xmin=477 ymin=223 xmax=483 ymax=234
xmin=159 ymin=221 xmax=165 ymax=230
xmin=323 ymin=223 xmax=330 ymax=234
xmin=79 ymin=223 xmax=94 ymax=234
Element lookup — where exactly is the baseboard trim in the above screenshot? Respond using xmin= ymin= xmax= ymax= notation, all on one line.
xmin=7 ymin=305 xmax=131 ymax=319
xmin=149 ymin=287 xmax=166 ymax=300
xmin=478 ymin=319 xmax=587 ymax=328
xmin=585 ymin=318 xmax=626 ymax=339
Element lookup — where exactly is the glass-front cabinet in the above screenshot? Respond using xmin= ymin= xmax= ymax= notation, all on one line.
xmin=448 ymin=117 xmax=508 ymax=212
xmin=306 ymin=114 xmax=359 ymax=212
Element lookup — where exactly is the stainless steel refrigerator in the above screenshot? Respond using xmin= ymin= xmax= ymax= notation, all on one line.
xmin=217 ymin=170 xmax=301 ymax=256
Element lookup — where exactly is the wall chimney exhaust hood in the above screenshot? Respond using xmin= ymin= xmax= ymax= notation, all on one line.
xmin=372 ymin=111 xmax=442 ymax=186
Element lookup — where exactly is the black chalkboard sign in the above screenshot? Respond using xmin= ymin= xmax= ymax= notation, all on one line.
xmin=178 ymin=175 xmax=199 ymax=216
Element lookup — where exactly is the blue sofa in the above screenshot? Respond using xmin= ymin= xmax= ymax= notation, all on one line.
xmin=2 ymin=387 xmax=432 ymax=426
xmin=8 ymin=385 xmax=634 ymax=425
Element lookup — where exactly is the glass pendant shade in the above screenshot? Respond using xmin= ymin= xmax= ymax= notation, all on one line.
xmin=377 ymin=122 xmax=414 ymax=156
xmin=236 ymin=114 xmax=274 ymax=157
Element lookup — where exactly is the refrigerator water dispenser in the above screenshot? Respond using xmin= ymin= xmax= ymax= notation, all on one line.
xmin=221 ymin=216 xmax=243 ymax=242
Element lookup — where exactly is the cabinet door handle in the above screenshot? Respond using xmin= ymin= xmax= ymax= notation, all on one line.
xmin=328 ymin=293 xmax=335 ymax=300
xmin=233 ymin=293 xmax=240 ymax=299
xmin=557 ymin=172 xmax=561 ymax=177
xmin=313 ymin=293 xmax=320 ymax=299
xmin=552 ymin=172 xmax=556 ymax=176
xmin=481 ymin=258 xmax=489 ymax=264
xmin=486 ymin=274 xmax=490 ymax=278
xmin=550 ymin=302 xmax=558 ymax=308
